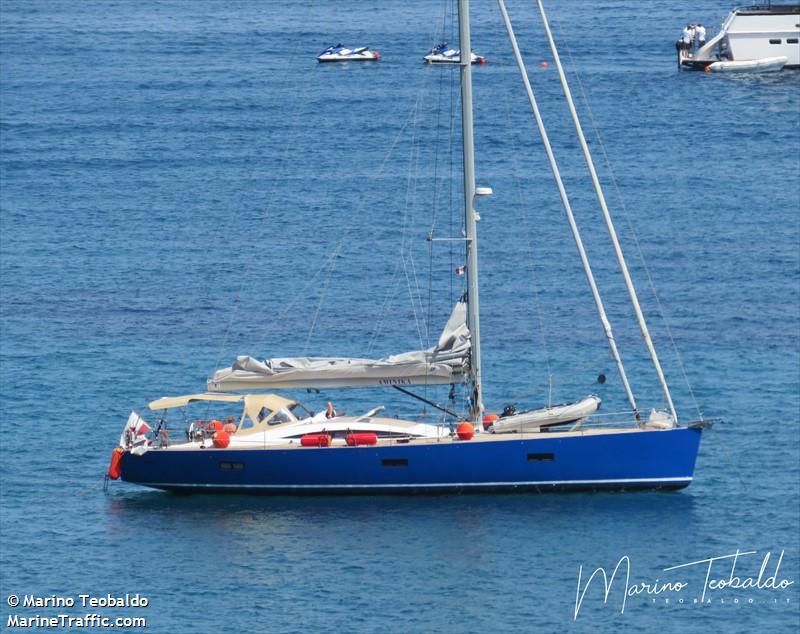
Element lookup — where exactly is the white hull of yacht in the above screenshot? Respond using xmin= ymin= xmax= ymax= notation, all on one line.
xmin=680 ymin=5 xmax=799 ymax=70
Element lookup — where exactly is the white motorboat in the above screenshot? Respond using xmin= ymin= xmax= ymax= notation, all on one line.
xmin=487 ymin=395 xmax=601 ymax=433
xmin=424 ymin=43 xmax=486 ymax=64
xmin=678 ymin=5 xmax=799 ymax=71
xmin=707 ymin=55 xmax=788 ymax=72
xmin=317 ymin=44 xmax=380 ymax=62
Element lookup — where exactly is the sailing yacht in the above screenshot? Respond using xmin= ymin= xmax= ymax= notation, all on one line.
xmin=111 ymin=0 xmax=709 ymax=494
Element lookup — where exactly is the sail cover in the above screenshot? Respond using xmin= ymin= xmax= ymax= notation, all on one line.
xmin=208 ymin=301 xmax=470 ymax=391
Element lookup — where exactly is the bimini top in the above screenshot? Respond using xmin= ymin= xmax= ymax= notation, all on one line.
xmin=148 ymin=393 xmax=295 ymax=413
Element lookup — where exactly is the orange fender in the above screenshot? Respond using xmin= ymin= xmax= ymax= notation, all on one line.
xmin=108 ymin=447 xmax=124 ymax=480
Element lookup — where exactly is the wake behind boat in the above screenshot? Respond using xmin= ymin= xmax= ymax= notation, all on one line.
xmin=110 ymin=0 xmax=712 ymax=495
xmin=317 ymin=44 xmax=380 ymax=62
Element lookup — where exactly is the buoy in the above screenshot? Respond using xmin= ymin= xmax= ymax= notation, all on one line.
xmin=346 ymin=432 xmax=378 ymax=446
xmin=482 ymin=413 xmax=499 ymax=430
xmin=107 ymin=447 xmax=124 ymax=480
xmin=208 ymin=420 xmax=223 ymax=432
xmin=457 ymin=421 xmax=474 ymax=440
xmin=540 ymin=60 xmax=549 ymax=68
xmin=301 ymin=433 xmax=332 ymax=447
xmin=213 ymin=430 xmax=230 ymax=448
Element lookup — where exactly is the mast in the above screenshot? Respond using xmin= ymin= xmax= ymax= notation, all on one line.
xmin=534 ymin=0 xmax=678 ymax=423
xmin=457 ymin=0 xmax=484 ymax=424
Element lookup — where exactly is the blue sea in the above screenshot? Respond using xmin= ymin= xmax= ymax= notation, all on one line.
xmin=1 ymin=1 xmax=798 ymax=632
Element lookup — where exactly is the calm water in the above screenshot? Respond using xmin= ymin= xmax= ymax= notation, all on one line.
xmin=1 ymin=1 xmax=798 ymax=632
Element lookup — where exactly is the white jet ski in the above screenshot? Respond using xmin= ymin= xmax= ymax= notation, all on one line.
xmin=317 ymin=44 xmax=380 ymax=62
xmin=488 ymin=395 xmax=601 ymax=433
xmin=423 ymin=43 xmax=486 ymax=64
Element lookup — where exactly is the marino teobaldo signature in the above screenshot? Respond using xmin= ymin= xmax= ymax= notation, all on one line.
xmin=573 ymin=549 xmax=794 ymax=620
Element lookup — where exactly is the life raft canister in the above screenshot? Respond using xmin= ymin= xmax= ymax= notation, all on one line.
xmin=301 ymin=433 xmax=332 ymax=447
xmin=345 ymin=432 xmax=378 ymax=446
xmin=108 ymin=447 xmax=124 ymax=480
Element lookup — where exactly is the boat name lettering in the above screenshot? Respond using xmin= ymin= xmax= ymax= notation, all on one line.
xmin=378 ymin=378 xmax=412 ymax=386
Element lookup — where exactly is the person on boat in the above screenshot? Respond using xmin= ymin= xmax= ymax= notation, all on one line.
xmin=308 ymin=401 xmax=338 ymax=424
xmin=696 ymin=24 xmax=706 ymax=49
xmin=223 ymin=416 xmax=237 ymax=434
xmin=681 ymin=24 xmax=694 ymax=55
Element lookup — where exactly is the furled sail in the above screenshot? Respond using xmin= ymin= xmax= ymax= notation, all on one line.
xmin=208 ymin=301 xmax=470 ymax=391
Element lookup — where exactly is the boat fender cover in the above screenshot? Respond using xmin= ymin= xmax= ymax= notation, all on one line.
xmin=213 ymin=430 xmax=230 ymax=448
xmin=346 ymin=432 xmax=378 ymax=446
xmin=457 ymin=422 xmax=474 ymax=440
xmin=108 ymin=447 xmax=124 ymax=480
xmin=301 ymin=433 xmax=332 ymax=447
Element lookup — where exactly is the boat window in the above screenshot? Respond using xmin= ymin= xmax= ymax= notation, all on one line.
xmin=787 ymin=38 xmax=798 ymax=44
xmin=382 ymin=458 xmax=408 ymax=467
xmin=269 ymin=407 xmax=296 ymax=425
xmin=219 ymin=462 xmax=245 ymax=470
xmin=769 ymin=39 xmax=781 ymax=44
xmin=527 ymin=453 xmax=555 ymax=462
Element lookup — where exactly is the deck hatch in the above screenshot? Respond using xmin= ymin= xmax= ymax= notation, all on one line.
xmin=527 ymin=453 xmax=554 ymax=462
xmin=382 ymin=458 xmax=409 ymax=467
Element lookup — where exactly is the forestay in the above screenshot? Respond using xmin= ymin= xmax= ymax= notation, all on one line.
xmin=208 ymin=301 xmax=470 ymax=390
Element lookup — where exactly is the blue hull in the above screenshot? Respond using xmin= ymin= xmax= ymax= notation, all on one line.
xmin=120 ymin=427 xmax=703 ymax=495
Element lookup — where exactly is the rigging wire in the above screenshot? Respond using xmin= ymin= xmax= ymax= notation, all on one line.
xmin=549 ymin=16 xmax=702 ymax=418
xmin=401 ymin=81 xmax=429 ymax=351
xmin=212 ymin=0 xmax=319 ymax=374
xmin=490 ymin=15 xmax=556 ymax=407
xmin=252 ymin=101 xmax=426 ymax=357
xmin=497 ymin=0 xmax=642 ymax=422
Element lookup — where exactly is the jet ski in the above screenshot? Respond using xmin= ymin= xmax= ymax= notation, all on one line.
xmin=423 ymin=43 xmax=486 ymax=64
xmin=317 ymin=44 xmax=380 ymax=62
